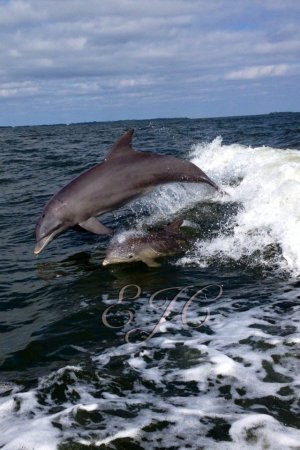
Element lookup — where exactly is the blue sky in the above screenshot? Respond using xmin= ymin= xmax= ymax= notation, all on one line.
xmin=0 ymin=0 xmax=299 ymax=126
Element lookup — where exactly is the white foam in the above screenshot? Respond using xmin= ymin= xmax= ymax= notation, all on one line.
xmin=92 ymin=427 xmax=141 ymax=447
xmin=177 ymin=137 xmax=299 ymax=274
xmin=0 ymin=288 xmax=299 ymax=448
xmin=0 ymin=391 xmax=60 ymax=450
xmin=112 ymin=229 xmax=146 ymax=244
xmin=230 ymin=414 xmax=300 ymax=449
xmin=0 ymin=383 xmax=18 ymax=396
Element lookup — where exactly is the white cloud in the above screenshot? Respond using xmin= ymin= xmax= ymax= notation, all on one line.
xmin=0 ymin=0 xmax=299 ymax=124
xmin=118 ymin=77 xmax=154 ymax=88
xmin=0 ymin=81 xmax=38 ymax=97
xmin=254 ymin=40 xmax=300 ymax=54
xmin=225 ymin=64 xmax=291 ymax=80
xmin=0 ymin=0 xmax=41 ymax=25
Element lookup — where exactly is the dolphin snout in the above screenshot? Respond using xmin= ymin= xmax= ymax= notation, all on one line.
xmin=34 ymin=244 xmax=42 ymax=255
xmin=34 ymin=234 xmax=53 ymax=255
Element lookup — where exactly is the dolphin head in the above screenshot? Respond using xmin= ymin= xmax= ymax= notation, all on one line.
xmin=102 ymin=231 xmax=148 ymax=266
xmin=34 ymin=201 xmax=69 ymax=254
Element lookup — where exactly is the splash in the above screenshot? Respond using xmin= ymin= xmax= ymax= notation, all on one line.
xmin=134 ymin=137 xmax=300 ymax=274
xmin=187 ymin=137 xmax=300 ymax=274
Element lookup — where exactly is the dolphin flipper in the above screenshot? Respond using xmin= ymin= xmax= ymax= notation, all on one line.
xmin=79 ymin=217 xmax=113 ymax=235
xmin=141 ymin=257 xmax=161 ymax=268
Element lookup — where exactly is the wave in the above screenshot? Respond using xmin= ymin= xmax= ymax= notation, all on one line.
xmin=1 ymin=289 xmax=299 ymax=449
xmin=131 ymin=137 xmax=300 ymax=275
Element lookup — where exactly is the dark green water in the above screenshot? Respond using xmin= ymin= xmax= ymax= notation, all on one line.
xmin=0 ymin=113 xmax=300 ymax=449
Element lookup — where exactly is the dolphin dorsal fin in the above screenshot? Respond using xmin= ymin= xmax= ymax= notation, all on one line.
xmin=165 ymin=218 xmax=184 ymax=233
xmin=105 ymin=129 xmax=135 ymax=160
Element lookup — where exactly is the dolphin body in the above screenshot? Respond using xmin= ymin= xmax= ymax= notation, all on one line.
xmin=103 ymin=219 xmax=188 ymax=268
xmin=34 ymin=129 xmax=220 ymax=254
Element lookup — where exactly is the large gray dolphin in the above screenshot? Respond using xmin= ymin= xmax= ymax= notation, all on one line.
xmin=34 ymin=129 xmax=221 ymax=254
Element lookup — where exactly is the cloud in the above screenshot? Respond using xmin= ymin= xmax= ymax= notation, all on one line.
xmin=225 ymin=64 xmax=291 ymax=80
xmin=0 ymin=81 xmax=38 ymax=97
xmin=0 ymin=0 xmax=43 ymax=25
xmin=254 ymin=40 xmax=300 ymax=54
xmin=0 ymin=0 xmax=299 ymax=124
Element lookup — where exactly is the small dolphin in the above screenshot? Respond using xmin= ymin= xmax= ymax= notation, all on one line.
xmin=35 ymin=129 xmax=220 ymax=254
xmin=103 ymin=219 xmax=187 ymax=268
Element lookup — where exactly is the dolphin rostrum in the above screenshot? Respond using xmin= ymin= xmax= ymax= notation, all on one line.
xmin=103 ymin=218 xmax=188 ymax=268
xmin=34 ymin=129 xmax=221 ymax=254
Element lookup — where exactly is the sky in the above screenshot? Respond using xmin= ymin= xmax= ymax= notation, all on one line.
xmin=0 ymin=0 xmax=299 ymax=126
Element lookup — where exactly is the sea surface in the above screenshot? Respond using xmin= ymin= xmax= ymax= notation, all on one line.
xmin=0 ymin=113 xmax=300 ymax=449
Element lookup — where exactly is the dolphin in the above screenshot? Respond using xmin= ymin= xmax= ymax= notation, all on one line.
xmin=34 ymin=129 xmax=221 ymax=254
xmin=103 ymin=219 xmax=188 ymax=268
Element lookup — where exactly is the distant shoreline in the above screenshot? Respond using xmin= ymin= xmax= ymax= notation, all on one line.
xmin=1 ymin=111 xmax=299 ymax=129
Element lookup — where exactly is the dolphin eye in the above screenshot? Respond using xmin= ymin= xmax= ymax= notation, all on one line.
xmin=128 ymin=253 xmax=134 ymax=259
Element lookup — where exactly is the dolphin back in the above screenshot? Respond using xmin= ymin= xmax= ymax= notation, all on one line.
xmin=141 ymin=154 xmax=220 ymax=191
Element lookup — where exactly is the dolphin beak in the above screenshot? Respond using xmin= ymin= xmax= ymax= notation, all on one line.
xmin=34 ymin=234 xmax=54 ymax=255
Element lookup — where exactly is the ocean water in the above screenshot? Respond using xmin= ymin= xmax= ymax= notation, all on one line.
xmin=0 ymin=113 xmax=300 ymax=449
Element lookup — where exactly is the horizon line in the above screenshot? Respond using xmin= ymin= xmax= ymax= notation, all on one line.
xmin=1 ymin=110 xmax=299 ymax=129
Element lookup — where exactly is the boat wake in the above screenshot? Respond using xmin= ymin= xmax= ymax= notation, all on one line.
xmin=130 ymin=137 xmax=300 ymax=275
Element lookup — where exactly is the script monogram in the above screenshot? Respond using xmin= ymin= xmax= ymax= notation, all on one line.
xmin=102 ymin=284 xmax=223 ymax=343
